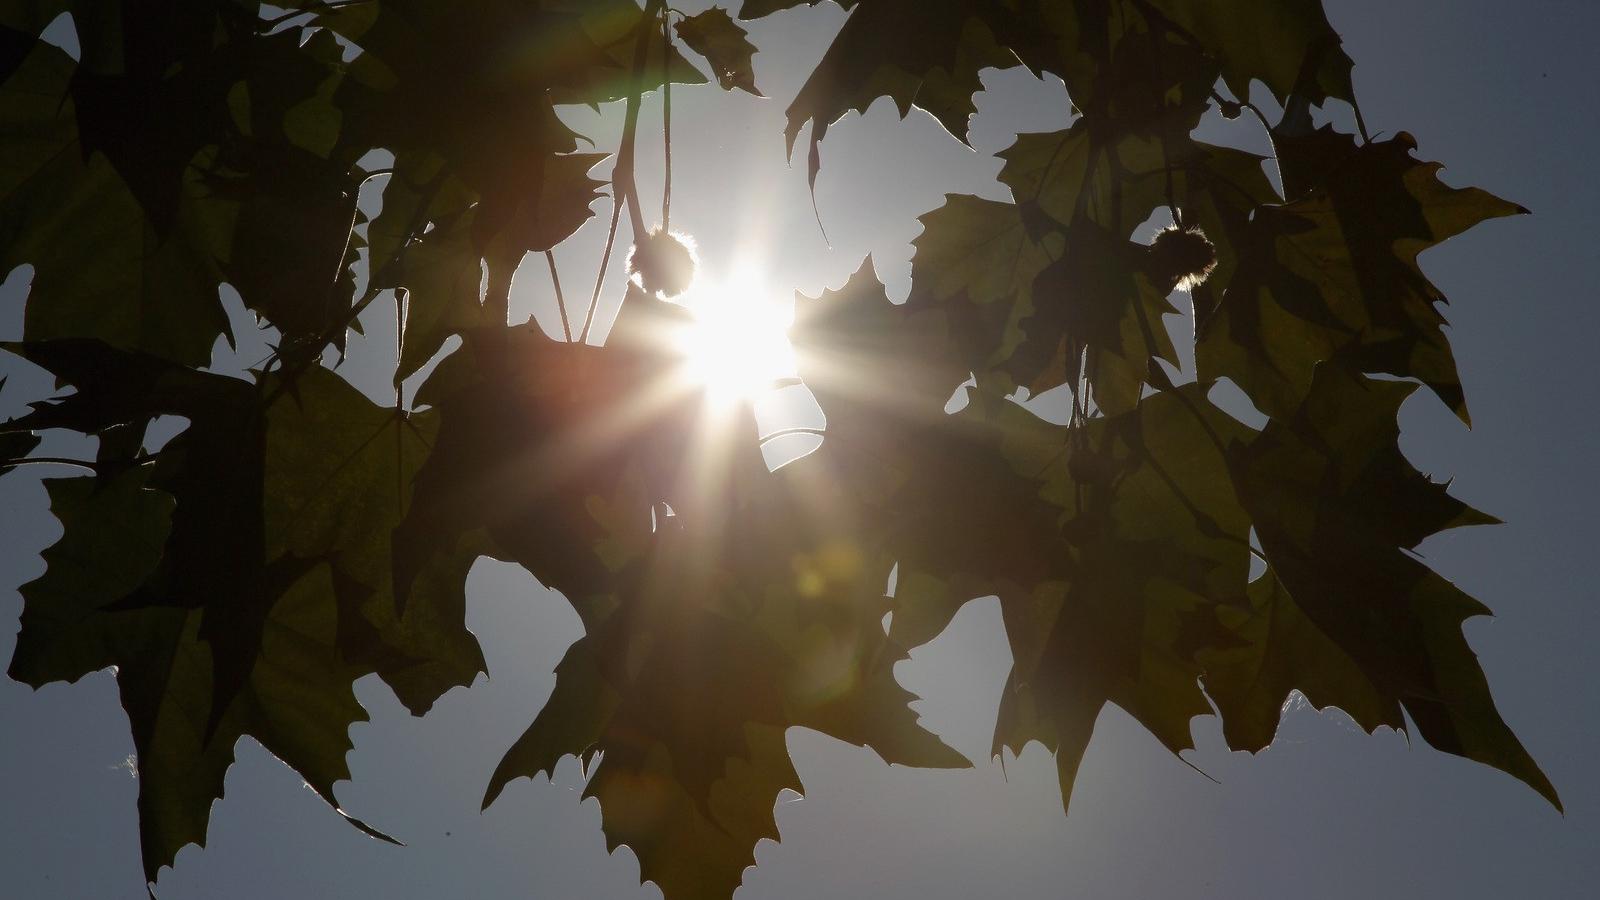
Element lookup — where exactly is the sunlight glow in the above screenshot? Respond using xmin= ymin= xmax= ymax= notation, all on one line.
xmin=671 ymin=264 xmax=797 ymax=406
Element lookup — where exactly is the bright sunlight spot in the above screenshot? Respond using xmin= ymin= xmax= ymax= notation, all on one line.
xmin=672 ymin=264 xmax=797 ymax=406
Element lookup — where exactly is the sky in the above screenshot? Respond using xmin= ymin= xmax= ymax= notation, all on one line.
xmin=2 ymin=1 xmax=1598 ymax=897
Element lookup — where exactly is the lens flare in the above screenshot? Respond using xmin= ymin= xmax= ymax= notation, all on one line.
xmin=672 ymin=265 xmax=797 ymax=406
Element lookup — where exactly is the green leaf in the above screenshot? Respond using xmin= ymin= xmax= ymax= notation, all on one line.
xmin=0 ymin=3 xmax=1562 ymax=895
xmin=263 ymin=367 xmax=487 ymax=714
xmin=451 ymin=289 xmax=968 ymax=899
xmin=906 ymin=195 xmax=1051 ymax=389
xmin=366 ymin=146 xmax=606 ymax=381
xmin=484 ymin=416 xmax=963 ymax=900
xmin=984 ymin=385 xmax=1255 ymax=809
xmin=1146 ymin=0 xmax=1356 ymax=106
xmin=1199 ymin=570 xmax=1398 ymax=753
xmin=0 ymin=38 xmax=232 ymax=366
xmin=393 ymin=312 xmax=699 ymax=626
xmin=1198 ymin=132 xmax=1525 ymax=424
xmin=5 ymin=341 xmax=491 ymax=877
xmin=1231 ymin=364 xmax=1556 ymax=807
xmin=9 ymin=470 xmax=396 ymax=883
xmin=783 ymin=0 xmax=1015 ymax=184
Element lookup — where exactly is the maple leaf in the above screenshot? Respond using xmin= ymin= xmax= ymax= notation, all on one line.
xmin=0 ymin=37 xmax=232 ymax=366
xmin=7 ymin=469 xmax=397 ymax=884
xmin=0 ymin=3 xmax=1563 ymax=897
xmin=1198 ymin=132 xmax=1525 ymax=424
xmin=3 ymin=339 xmax=494 ymax=877
xmin=1145 ymin=0 xmax=1356 ymax=107
xmin=783 ymin=0 xmax=1015 ymax=186
xmin=676 ymin=7 xmax=763 ymax=96
xmin=788 ymin=260 xmax=1244 ymax=811
xmin=1227 ymin=364 xmax=1558 ymax=807
xmin=456 ymin=287 xmax=964 ymax=898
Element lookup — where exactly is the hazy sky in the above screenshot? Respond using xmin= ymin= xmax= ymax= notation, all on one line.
xmin=3 ymin=1 xmax=1597 ymax=898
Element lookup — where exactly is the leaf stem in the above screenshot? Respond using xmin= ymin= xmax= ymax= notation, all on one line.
xmin=0 ymin=456 xmax=102 ymax=472
xmin=757 ymin=425 xmax=825 ymax=444
xmin=661 ymin=13 xmax=674 ymax=232
xmin=263 ymin=172 xmax=446 ymax=408
xmin=580 ymin=0 xmax=665 ymax=344
xmin=547 ymin=250 xmax=572 ymax=342
xmin=393 ymin=287 xmax=407 ymax=408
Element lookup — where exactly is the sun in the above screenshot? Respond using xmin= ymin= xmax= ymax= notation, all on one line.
xmin=670 ymin=264 xmax=798 ymax=406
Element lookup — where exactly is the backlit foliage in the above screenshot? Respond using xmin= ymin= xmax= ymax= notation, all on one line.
xmin=0 ymin=2 xmax=1556 ymax=897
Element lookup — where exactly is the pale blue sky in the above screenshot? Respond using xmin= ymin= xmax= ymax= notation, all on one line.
xmin=2 ymin=1 xmax=1597 ymax=897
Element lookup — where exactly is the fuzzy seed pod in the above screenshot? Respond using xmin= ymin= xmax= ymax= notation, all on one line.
xmin=1148 ymin=223 xmax=1217 ymax=292
xmin=627 ymin=227 xmax=698 ymax=298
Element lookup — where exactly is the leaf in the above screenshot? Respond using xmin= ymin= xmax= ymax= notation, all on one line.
xmin=543 ymin=0 xmax=712 ymax=105
xmin=5 ymin=340 xmax=490 ymax=877
xmin=0 ymin=344 xmax=269 ymax=728
xmin=983 ymin=385 xmax=1255 ymax=810
xmin=1198 ymin=570 xmax=1398 ymax=753
xmin=676 ymin=7 xmax=763 ymax=96
xmin=8 ymin=470 xmax=395 ymax=883
xmin=906 ymin=195 xmax=1051 ymax=390
xmin=1198 ymin=132 xmax=1525 ymax=424
xmin=787 ymin=264 xmax=1206 ymax=782
xmin=453 ymin=287 xmax=966 ymax=899
xmin=392 ymin=310 xmax=700 ymax=625
xmin=379 ymin=208 xmax=492 ymax=382
xmin=0 ymin=2 xmax=1563 ymax=896
xmin=211 ymin=29 xmax=374 ymax=346
xmin=0 ymin=38 xmax=233 ymax=366
xmin=484 ymin=413 xmax=964 ymax=900
xmin=1145 ymin=0 xmax=1356 ymax=106
xmin=783 ymin=0 xmax=1015 ymax=185
xmin=909 ymin=130 xmax=1270 ymax=408
xmin=0 ymin=428 xmax=39 ymax=473
xmin=364 ymin=141 xmax=606 ymax=381
xmin=263 ymin=367 xmax=487 ymax=715
xmin=1229 ymin=364 xmax=1558 ymax=807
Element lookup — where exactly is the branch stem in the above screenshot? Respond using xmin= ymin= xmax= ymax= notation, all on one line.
xmin=580 ymin=0 xmax=665 ymax=343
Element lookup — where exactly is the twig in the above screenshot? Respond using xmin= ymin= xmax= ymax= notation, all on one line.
xmin=0 ymin=456 xmax=103 ymax=473
xmin=661 ymin=14 xmax=674 ymax=231
xmin=263 ymin=171 xmax=446 ymax=409
xmin=579 ymin=0 xmax=665 ymax=343
xmin=393 ymin=287 xmax=407 ymax=408
xmin=547 ymin=250 xmax=572 ymax=342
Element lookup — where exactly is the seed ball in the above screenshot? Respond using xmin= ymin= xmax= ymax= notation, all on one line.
xmin=1148 ymin=223 xmax=1217 ymax=292
xmin=627 ymin=227 xmax=698 ymax=298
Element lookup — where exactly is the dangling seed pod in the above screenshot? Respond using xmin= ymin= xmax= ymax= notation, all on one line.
xmin=1147 ymin=223 xmax=1217 ymax=292
xmin=627 ymin=227 xmax=698 ymax=298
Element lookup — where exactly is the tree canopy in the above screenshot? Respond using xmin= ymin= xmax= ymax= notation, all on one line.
xmin=0 ymin=1 xmax=1557 ymax=898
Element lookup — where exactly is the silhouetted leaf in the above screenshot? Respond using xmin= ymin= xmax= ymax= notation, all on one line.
xmin=783 ymin=0 xmax=1015 ymax=186
xmin=0 ymin=38 xmax=232 ymax=365
xmin=0 ymin=428 xmax=38 ymax=473
xmin=1198 ymin=133 xmax=1525 ymax=424
xmin=0 ymin=2 xmax=1560 ymax=897
xmin=1199 ymin=569 xmax=1397 ymax=753
xmin=1230 ymin=364 xmax=1556 ymax=807
xmin=1146 ymin=0 xmax=1355 ymax=106
xmin=8 ymin=470 xmax=396 ymax=883
xmin=264 ymin=367 xmax=486 ymax=715
xmin=676 ymin=7 xmax=763 ymax=96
